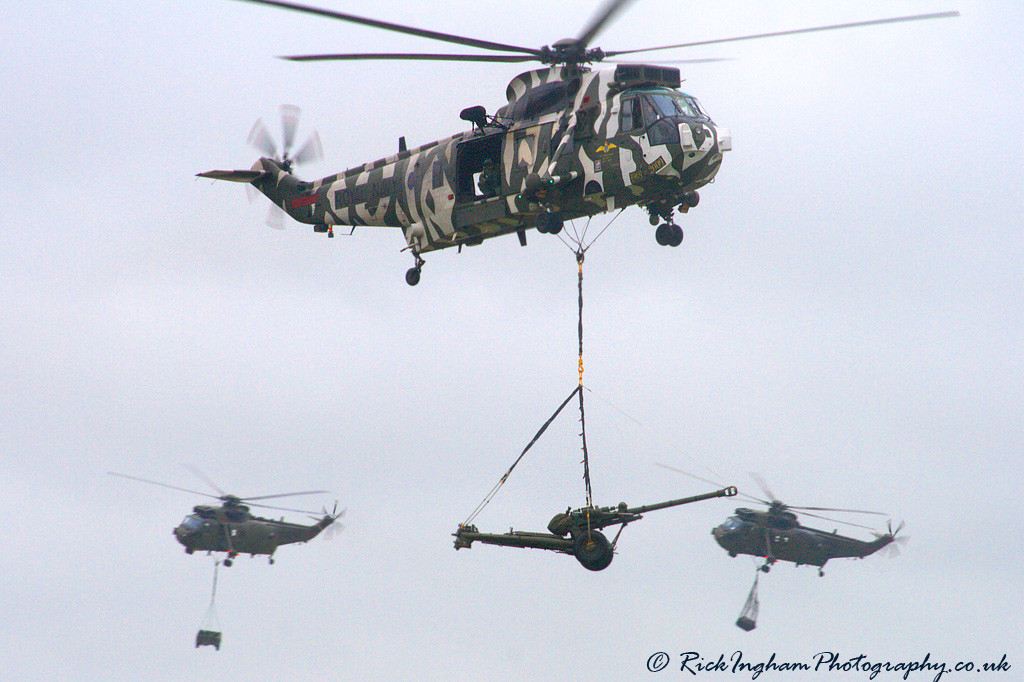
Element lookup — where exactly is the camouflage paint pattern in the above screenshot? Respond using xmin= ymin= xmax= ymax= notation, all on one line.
xmin=203 ymin=63 xmax=731 ymax=256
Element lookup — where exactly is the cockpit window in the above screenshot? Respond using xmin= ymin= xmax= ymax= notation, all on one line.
xmin=722 ymin=517 xmax=742 ymax=531
xmin=620 ymin=96 xmax=641 ymax=131
xmin=620 ymin=89 xmax=707 ymax=136
xmin=181 ymin=515 xmax=203 ymax=531
xmin=645 ymin=91 xmax=705 ymax=119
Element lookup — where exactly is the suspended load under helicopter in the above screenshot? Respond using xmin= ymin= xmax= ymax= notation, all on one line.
xmin=455 ymin=487 xmax=736 ymax=571
xmin=735 ymin=568 xmax=760 ymax=632
xmin=196 ymin=561 xmax=223 ymax=650
xmin=198 ymin=0 xmax=957 ymax=285
xmin=453 ymin=253 xmax=736 ymax=570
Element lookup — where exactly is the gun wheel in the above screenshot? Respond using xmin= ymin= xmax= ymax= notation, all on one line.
xmin=572 ymin=529 xmax=614 ymax=571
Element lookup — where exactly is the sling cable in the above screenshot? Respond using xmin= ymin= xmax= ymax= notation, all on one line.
xmin=453 ymin=246 xmax=736 ymax=571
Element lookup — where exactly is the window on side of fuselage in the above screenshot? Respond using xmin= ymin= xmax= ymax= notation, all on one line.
xmin=619 ymin=96 xmax=642 ymax=133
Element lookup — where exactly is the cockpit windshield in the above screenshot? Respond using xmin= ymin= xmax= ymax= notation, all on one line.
xmin=721 ymin=516 xmax=742 ymax=531
xmin=645 ymin=90 xmax=705 ymax=119
xmin=180 ymin=515 xmax=203 ymax=531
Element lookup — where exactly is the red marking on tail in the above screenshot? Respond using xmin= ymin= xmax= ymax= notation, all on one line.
xmin=291 ymin=194 xmax=318 ymax=208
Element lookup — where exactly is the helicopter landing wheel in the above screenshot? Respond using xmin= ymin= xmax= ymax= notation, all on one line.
xmin=536 ymin=211 xmax=563 ymax=235
xmin=656 ymin=223 xmax=683 ymax=246
xmin=406 ymin=253 xmax=425 ymax=286
xmin=668 ymin=223 xmax=683 ymax=247
xmin=655 ymin=223 xmax=671 ymax=245
xmin=818 ymin=568 xmax=824 ymax=577
xmin=760 ymin=563 xmax=770 ymax=573
xmin=224 ymin=558 xmax=233 ymax=567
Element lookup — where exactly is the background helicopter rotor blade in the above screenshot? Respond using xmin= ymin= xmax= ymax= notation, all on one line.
xmin=604 ymin=11 xmax=959 ymax=59
xmin=790 ymin=504 xmax=888 ymax=516
xmin=107 ymin=471 xmax=218 ymax=499
xmin=231 ymin=0 xmax=541 ymax=57
xmin=655 ymin=463 xmax=761 ymax=504
xmin=248 ymin=501 xmax=324 ymax=514
xmin=182 ymin=464 xmax=229 ymax=498
xmin=576 ymin=0 xmax=639 ymax=48
xmin=281 ymin=52 xmax=538 ymax=63
xmin=242 ymin=489 xmax=330 ymax=502
xmin=747 ymin=472 xmax=778 ymax=505
xmin=796 ymin=509 xmax=878 ymax=531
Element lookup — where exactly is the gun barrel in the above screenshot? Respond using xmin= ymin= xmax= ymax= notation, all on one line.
xmin=625 ymin=486 xmax=737 ymax=514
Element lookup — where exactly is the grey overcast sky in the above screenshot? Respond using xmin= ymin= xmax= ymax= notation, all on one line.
xmin=1 ymin=1 xmax=1021 ymax=681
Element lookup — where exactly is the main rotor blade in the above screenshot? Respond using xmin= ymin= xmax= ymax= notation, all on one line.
xmin=107 ymin=472 xmax=217 ymax=499
xmin=798 ymin=510 xmax=876 ymax=530
xmin=654 ymin=463 xmax=726 ymax=490
xmin=748 ymin=472 xmax=778 ymax=504
xmin=605 ymin=11 xmax=959 ymax=58
xmin=791 ymin=504 xmax=888 ymax=516
xmin=248 ymin=501 xmax=322 ymax=515
xmin=231 ymin=0 xmax=541 ymax=56
xmin=281 ymin=52 xmax=537 ymax=63
xmin=183 ymin=464 xmax=228 ymax=497
xmin=242 ymin=489 xmax=330 ymax=502
xmin=576 ymin=0 xmax=639 ymax=48
xmin=607 ymin=57 xmax=733 ymax=65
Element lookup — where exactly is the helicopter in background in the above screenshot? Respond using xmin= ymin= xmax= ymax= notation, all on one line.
xmin=198 ymin=0 xmax=957 ymax=285
xmin=658 ymin=466 xmax=905 ymax=577
xmin=713 ymin=473 xmax=905 ymax=577
xmin=109 ymin=470 xmax=345 ymax=566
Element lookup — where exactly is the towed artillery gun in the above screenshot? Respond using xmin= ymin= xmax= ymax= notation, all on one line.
xmin=455 ymin=486 xmax=736 ymax=571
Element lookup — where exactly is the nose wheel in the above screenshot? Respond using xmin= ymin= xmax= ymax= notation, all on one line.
xmin=648 ymin=203 xmax=684 ymax=247
xmin=655 ymin=222 xmax=683 ymax=247
xmin=536 ymin=211 xmax=564 ymax=235
xmin=406 ymin=253 xmax=425 ymax=286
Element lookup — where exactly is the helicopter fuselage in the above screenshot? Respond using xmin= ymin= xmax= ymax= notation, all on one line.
xmin=241 ymin=64 xmax=730 ymax=256
xmin=174 ymin=509 xmax=334 ymax=560
xmin=712 ymin=510 xmax=893 ymax=570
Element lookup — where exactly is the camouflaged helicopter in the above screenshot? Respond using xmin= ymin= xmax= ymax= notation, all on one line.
xmin=109 ymin=471 xmax=345 ymax=566
xmin=713 ymin=506 xmax=906 ymax=577
xmin=711 ymin=473 xmax=906 ymax=577
xmin=199 ymin=0 xmax=957 ymax=284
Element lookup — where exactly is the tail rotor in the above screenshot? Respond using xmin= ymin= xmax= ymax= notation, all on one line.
xmin=313 ymin=501 xmax=347 ymax=540
xmin=873 ymin=520 xmax=909 ymax=558
xmin=250 ymin=104 xmax=323 ymax=174
xmin=245 ymin=105 xmax=323 ymax=229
